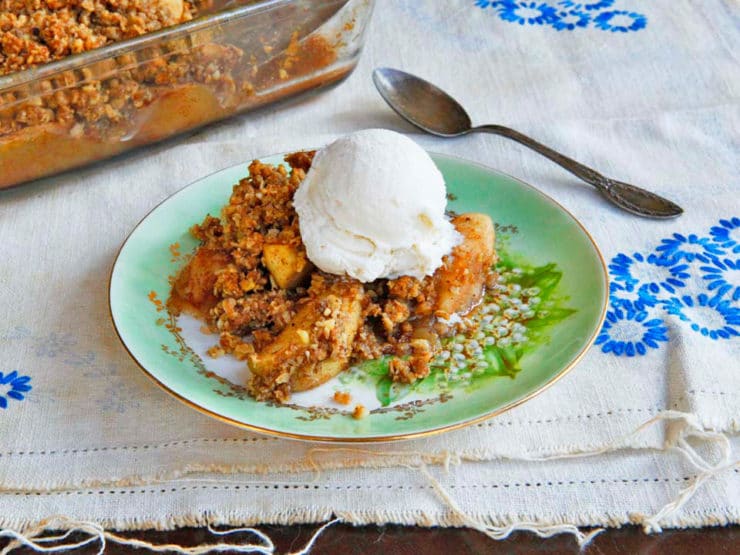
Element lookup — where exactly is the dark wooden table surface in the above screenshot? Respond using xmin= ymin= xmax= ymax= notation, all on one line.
xmin=2 ymin=524 xmax=738 ymax=554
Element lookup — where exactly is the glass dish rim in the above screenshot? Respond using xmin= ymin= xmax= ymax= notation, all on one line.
xmin=0 ymin=0 xmax=344 ymax=90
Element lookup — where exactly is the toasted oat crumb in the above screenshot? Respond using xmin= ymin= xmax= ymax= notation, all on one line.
xmin=170 ymin=243 xmax=182 ymax=263
xmin=387 ymin=339 xmax=432 ymax=384
xmin=352 ymin=404 xmax=367 ymax=420
xmin=0 ymin=0 xmax=204 ymax=77
xmin=207 ymin=345 xmax=225 ymax=358
xmin=333 ymin=391 xmax=351 ymax=405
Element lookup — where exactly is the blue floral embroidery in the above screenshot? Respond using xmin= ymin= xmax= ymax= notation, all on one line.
xmin=609 ymin=252 xmax=645 ymax=287
xmin=609 ymin=252 xmax=689 ymax=295
xmin=655 ymin=233 xmax=725 ymax=264
xmin=643 ymin=261 xmax=691 ymax=296
xmin=34 ymin=332 xmax=76 ymax=358
xmin=595 ymin=307 xmax=669 ymax=356
xmin=558 ymin=0 xmax=613 ymax=10
xmin=1 ymin=328 xmax=145 ymax=414
xmin=609 ymin=281 xmax=658 ymax=313
xmin=0 ymin=326 xmax=32 ymax=341
xmin=0 ymin=370 xmax=32 ymax=409
xmin=600 ymin=216 xmax=740 ymax=358
xmin=710 ymin=217 xmax=740 ymax=254
xmin=494 ymin=1 xmax=559 ymax=26
xmin=700 ymin=257 xmax=740 ymax=302
xmin=593 ymin=10 xmax=647 ymax=32
xmin=551 ymin=9 xmax=590 ymax=31
xmin=664 ymin=295 xmax=740 ymax=340
xmin=474 ymin=0 xmax=646 ymax=32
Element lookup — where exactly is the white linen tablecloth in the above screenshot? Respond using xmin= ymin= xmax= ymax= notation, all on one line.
xmin=1 ymin=0 xmax=738 ymax=549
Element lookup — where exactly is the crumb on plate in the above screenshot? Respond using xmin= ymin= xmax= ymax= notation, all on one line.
xmin=352 ymin=404 xmax=367 ymax=420
xmin=333 ymin=391 xmax=352 ymax=405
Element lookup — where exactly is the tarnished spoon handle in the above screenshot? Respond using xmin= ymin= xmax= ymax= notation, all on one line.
xmin=474 ymin=124 xmax=611 ymax=190
xmin=473 ymin=123 xmax=683 ymax=218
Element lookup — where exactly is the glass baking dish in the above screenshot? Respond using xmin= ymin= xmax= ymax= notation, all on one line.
xmin=0 ymin=0 xmax=373 ymax=189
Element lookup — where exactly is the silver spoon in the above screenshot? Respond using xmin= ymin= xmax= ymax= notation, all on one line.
xmin=373 ymin=67 xmax=683 ymax=219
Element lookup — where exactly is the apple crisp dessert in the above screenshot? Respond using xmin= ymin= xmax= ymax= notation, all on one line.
xmin=0 ymin=0 xmax=350 ymax=188
xmin=168 ymin=153 xmax=497 ymax=403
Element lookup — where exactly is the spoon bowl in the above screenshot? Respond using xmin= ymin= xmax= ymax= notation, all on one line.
xmin=373 ymin=67 xmax=683 ymax=219
xmin=373 ymin=67 xmax=472 ymax=137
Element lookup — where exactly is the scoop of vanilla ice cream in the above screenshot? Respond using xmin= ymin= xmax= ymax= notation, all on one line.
xmin=293 ymin=129 xmax=461 ymax=282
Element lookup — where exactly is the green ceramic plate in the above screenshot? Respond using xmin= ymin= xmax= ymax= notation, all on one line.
xmin=110 ymin=153 xmax=607 ymax=442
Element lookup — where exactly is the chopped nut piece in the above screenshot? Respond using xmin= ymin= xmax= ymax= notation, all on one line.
xmin=296 ymin=329 xmax=310 ymax=345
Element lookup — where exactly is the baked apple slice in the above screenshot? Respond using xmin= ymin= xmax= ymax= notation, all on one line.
xmin=168 ymin=247 xmax=231 ymax=319
xmin=434 ymin=213 xmax=496 ymax=317
xmin=248 ymin=278 xmax=363 ymax=400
